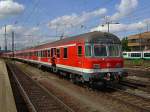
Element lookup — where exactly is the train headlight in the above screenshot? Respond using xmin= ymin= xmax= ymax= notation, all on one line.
xmin=93 ymin=64 xmax=100 ymax=69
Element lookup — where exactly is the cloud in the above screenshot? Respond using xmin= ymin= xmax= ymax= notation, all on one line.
xmin=91 ymin=19 xmax=149 ymax=33
xmin=110 ymin=0 xmax=138 ymax=21
xmin=48 ymin=8 xmax=107 ymax=31
xmin=0 ymin=0 xmax=24 ymax=19
xmin=0 ymin=25 xmax=41 ymax=50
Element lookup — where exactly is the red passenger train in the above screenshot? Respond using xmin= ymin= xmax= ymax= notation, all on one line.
xmin=3 ymin=31 xmax=126 ymax=85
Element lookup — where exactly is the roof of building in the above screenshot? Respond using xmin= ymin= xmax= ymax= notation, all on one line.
xmin=128 ymin=31 xmax=150 ymax=39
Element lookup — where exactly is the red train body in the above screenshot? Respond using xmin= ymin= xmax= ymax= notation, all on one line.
xmin=2 ymin=31 xmax=126 ymax=84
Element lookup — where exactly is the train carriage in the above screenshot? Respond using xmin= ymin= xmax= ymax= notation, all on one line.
xmin=123 ymin=51 xmax=150 ymax=60
xmin=2 ymin=31 xmax=126 ymax=85
xmin=143 ymin=51 xmax=150 ymax=60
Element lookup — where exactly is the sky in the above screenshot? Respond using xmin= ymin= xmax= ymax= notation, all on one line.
xmin=0 ymin=0 xmax=150 ymax=50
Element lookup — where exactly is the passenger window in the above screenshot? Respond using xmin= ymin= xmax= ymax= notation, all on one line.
xmin=51 ymin=48 xmax=54 ymax=57
xmin=36 ymin=51 xmax=38 ymax=56
xmin=54 ymin=48 xmax=56 ymax=55
xmin=48 ymin=50 xmax=50 ymax=57
xmin=57 ymin=49 xmax=60 ymax=58
xmin=78 ymin=46 xmax=82 ymax=57
xmin=144 ymin=53 xmax=150 ymax=57
xmin=41 ymin=51 xmax=43 ymax=57
xmin=44 ymin=50 xmax=47 ymax=57
xmin=123 ymin=53 xmax=127 ymax=55
xmin=38 ymin=51 xmax=41 ymax=57
xmin=131 ymin=53 xmax=141 ymax=57
xmin=64 ymin=48 xmax=68 ymax=58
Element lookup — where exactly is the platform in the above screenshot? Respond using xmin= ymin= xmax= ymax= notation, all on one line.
xmin=0 ymin=59 xmax=17 ymax=112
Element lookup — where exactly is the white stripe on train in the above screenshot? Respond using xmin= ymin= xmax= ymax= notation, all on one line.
xmin=16 ymin=57 xmax=123 ymax=73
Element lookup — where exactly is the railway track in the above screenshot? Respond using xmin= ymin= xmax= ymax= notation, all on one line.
xmin=8 ymin=61 xmax=150 ymax=112
xmin=105 ymin=86 xmax=150 ymax=112
xmin=120 ymin=80 xmax=146 ymax=88
xmin=7 ymin=62 xmax=74 ymax=112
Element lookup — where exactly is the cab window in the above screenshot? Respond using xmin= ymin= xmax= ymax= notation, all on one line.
xmin=94 ymin=45 xmax=107 ymax=57
xmin=85 ymin=45 xmax=92 ymax=56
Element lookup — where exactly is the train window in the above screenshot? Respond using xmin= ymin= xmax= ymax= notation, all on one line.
xmin=38 ymin=51 xmax=41 ymax=57
xmin=131 ymin=53 xmax=141 ymax=57
xmin=29 ymin=52 xmax=31 ymax=56
xmin=57 ymin=49 xmax=60 ymax=58
xmin=34 ymin=52 xmax=36 ymax=56
xmin=78 ymin=46 xmax=82 ymax=57
xmin=64 ymin=48 xmax=68 ymax=58
xmin=54 ymin=48 xmax=56 ymax=55
xmin=43 ymin=51 xmax=45 ymax=57
xmin=51 ymin=48 xmax=54 ymax=57
xmin=123 ymin=53 xmax=127 ymax=55
xmin=85 ymin=45 xmax=92 ymax=56
xmin=36 ymin=51 xmax=38 ymax=56
xmin=44 ymin=50 xmax=47 ymax=57
xmin=42 ymin=51 xmax=44 ymax=57
xmin=94 ymin=45 xmax=107 ymax=57
xmin=108 ymin=45 xmax=120 ymax=57
xmin=48 ymin=50 xmax=50 ymax=57
xmin=144 ymin=53 xmax=150 ymax=57
xmin=41 ymin=51 xmax=43 ymax=57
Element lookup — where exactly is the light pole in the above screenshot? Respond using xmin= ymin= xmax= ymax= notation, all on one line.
xmin=147 ymin=23 xmax=149 ymax=32
xmin=138 ymin=28 xmax=142 ymax=51
xmin=102 ymin=22 xmax=119 ymax=33
xmin=4 ymin=24 xmax=7 ymax=52
xmin=102 ymin=16 xmax=119 ymax=32
xmin=12 ymin=31 xmax=15 ymax=58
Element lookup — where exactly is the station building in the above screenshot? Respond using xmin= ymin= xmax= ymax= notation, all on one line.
xmin=128 ymin=31 xmax=150 ymax=51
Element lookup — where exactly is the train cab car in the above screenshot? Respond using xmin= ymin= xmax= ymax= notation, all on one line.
xmin=74 ymin=32 xmax=124 ymax=83
xmin=122 ymin=52 xmax=129 ymax=59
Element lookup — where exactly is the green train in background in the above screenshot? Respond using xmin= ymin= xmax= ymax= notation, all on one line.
xmin=123 ymin=51 xmax=150 ymax=60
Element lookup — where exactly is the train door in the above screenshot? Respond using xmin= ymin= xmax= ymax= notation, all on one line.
xmin=51 ymin=48 xmax=57 ymax=72
xmin=47 ymin=49 xmax=50 ymax=62
xmin=38 ymin=50 xmax=41 ymax=61
xmin=77 ymin=44 xmax=83 ymax=74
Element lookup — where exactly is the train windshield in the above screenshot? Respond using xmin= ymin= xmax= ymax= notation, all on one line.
xmin=94 ymin=45 xmax=107 ymax=57
xmin=85 ymin=44 xmax=121 ymax=57
xmin=108 ymin=44 xmax=121 ymax=57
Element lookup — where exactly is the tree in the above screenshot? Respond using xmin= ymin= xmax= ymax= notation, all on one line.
xmin=121 ymin=37 xmax=131 ymax=51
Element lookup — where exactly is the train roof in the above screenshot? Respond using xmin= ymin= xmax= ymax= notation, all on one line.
xmin=55 ymin=31 xmax=120 ymax=43
xmin=55 ymin=31 xmax=120 ymax=44
xmin=12 ymin=31 xmax=121 ymax=53
xmin=32 ymin=31 xmax=120 ymax=50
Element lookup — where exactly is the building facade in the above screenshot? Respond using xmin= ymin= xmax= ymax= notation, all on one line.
xmin=128 ymin=32 xmax=150 ymax=51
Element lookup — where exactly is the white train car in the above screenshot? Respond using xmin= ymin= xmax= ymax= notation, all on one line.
xmin=123 ymin=51 xmax=143 ymax=59
xmin=143 ymin=51 xmax=150 ymax=60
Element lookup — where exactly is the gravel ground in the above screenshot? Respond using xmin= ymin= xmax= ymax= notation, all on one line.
xmin=15 ymin=62 xmax=142 ymax=112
